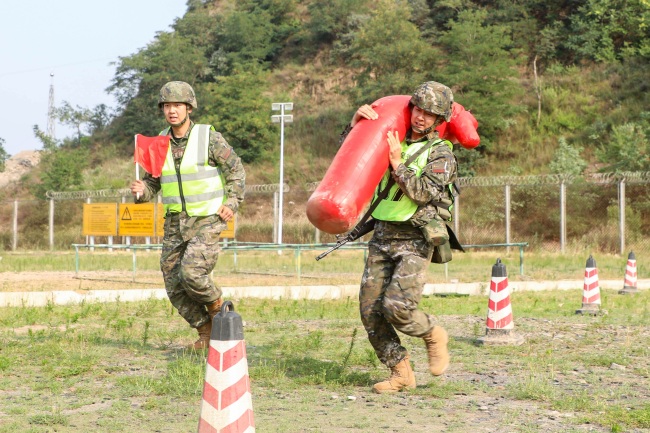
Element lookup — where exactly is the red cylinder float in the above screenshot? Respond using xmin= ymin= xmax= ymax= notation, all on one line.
xmin=307 ymin=96 xmax=480 ymax=234
xmin=306 ymin=95 xmax=411 ymax=234
xmin=447 ymin=103 xmax=480 ymax=149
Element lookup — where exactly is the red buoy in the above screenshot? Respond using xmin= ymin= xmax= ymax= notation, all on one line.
xmin=307 ymin=96 xmax=480 ymax=234
xmin=306 ymin=95 xmax=411 ymax=234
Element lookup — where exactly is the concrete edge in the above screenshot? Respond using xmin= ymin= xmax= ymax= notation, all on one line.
xmin=1 ymin=280 xmax=647 ymax=307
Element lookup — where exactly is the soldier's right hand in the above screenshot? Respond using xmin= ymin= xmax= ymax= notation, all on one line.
xmin=351 ymin=104 xmax=379 ymax=127
xmin=130 ymin=180 xmax=145 ymax=197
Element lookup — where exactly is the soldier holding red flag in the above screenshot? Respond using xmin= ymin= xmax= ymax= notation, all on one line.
xmin=130 ymin=81 xmax=246 ymax=350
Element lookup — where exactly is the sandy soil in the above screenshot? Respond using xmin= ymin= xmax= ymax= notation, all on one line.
xmin=0 ymin=270 xmax=353 ymax=292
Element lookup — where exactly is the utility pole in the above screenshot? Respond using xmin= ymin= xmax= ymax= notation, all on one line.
xmin=271 ymin=102 xmax=293 ymax=244
xmin=47 ymin=72 xmax=56 ymax=139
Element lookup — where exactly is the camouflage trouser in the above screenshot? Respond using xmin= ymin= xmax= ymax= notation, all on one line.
xmin=161 ymin=213 xmax=224 ymax=329
xmin=359 ymin=222 xmax=436 ymax=368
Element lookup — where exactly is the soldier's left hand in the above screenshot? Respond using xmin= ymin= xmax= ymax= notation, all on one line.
xmin=387 ymin=130 xmax=402 ymax=169
xmin=218 ymin=205 xmax=234 ymax=221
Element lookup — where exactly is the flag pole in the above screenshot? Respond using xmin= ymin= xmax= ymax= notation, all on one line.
xmin=134 ymin=135 xmax=140 ymax=200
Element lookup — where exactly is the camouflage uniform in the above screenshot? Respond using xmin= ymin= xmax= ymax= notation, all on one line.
xmin=341 ymin=81 xmax=458 ymax=368
xmin=137 ymin=121 xmax=245 ymax=329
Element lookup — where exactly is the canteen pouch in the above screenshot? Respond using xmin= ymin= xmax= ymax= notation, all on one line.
xmin=431 ymin=240 xmax=453 ymax=264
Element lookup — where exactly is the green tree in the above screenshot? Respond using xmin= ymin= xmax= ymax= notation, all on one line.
xmin=198 ymin=63 xmax=275 ymax=163
xmin=29 ymin=147 xmax=89 ymax=199
xmin=214 ymin=0 xmax=299 ymax=73
xmin=307 ymin=0 xmax=367 ymax=46
xmin=549 ymin=137 xmax=587 ymax=175
xmin=596 ymin=121 xmax=650 ymax=172
xmin=56 ymin=102 xmax=93 ymax=145
xmin=566 ymin=0 xmax=650 ymax=62
xmin=345 ymin=0 xmax=442 ymax=105
xmin=437 ymin=8 xmax=523 ymax=153
xmin=0 ymin=138 xmax=9 ymax=172
xmin=32 ymin=125 xmax=58 ymax=151
xmin=107 ymin=31 xmax=211 ymax=150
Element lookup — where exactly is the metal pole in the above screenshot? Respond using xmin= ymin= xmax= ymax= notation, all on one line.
xmin=272 ymin=102 xmax=293 ymax=244
xmin=560 ymin=181 xmax=566 ymax=254
xmin=619 ymin=180 xmax=625 ymax=255
xmin=86 ymin=198 xmax=94 ymax=251
xmin=49 ymin=199 xmax=54 ymax=251
xmin=278 ymin=105 xmax=285 ymax=245
xmin=273 ymin=191 xmax=278 ymax=244
xmin=505 ymin=184 xmax=511 ymax=253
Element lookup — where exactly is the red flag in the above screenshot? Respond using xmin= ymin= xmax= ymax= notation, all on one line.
xmin=134 ymin=134 xmax=170 ymax=178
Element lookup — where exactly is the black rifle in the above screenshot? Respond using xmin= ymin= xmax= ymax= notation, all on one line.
xmin=315 ymin=219 xmax=376 ymax=261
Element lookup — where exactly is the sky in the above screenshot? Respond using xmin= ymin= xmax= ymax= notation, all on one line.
xmin=0 ymin=0 xmax=189 ymax=157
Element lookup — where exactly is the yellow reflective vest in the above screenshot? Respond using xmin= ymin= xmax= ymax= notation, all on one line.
xmin=160 ymin=124 xmax=225 ymax=216
xmin=371 ymin=139 xmax=440 ymax=222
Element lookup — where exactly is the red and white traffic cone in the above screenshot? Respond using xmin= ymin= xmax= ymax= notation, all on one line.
xmin=198 ymin=301 xmax=255 ymax=433
xmin=576 ymin=255 xmax=602 ymax=315
xmin=619 ymin=251 xmax=639 ymax=295
xmin=477 ymin=258 xmax=524 ymax=346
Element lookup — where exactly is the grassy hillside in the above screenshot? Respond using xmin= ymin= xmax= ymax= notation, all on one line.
xmin=3 ymin=0 xmax=648 ymax=201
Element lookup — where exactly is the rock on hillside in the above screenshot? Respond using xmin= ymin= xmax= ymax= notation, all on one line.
xmin=0 ymin=151 xmax=40 ymax=189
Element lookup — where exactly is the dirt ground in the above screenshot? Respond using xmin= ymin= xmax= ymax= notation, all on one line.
xmin=1 ymin=273 xmax=649 ymax=432
xmin=0 ymin=270 xmax=342 ymax=292
xmin=0 ymin=270 xmax=164 ymax=292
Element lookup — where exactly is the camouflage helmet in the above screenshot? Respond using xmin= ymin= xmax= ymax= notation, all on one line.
xmin=158 ymin=81 xmax=197 ymax=109
xmin=410 ymin=81 xmax=453 ymax=122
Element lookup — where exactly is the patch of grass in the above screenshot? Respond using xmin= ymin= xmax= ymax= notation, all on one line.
xmin=605 ymin=404 xmax=650 ymax=430
xmin=1 ymin=249 xmax=645 ymax=284
xmin=0 ymin=291 xmax=648 ymax=432
xmin=507 ymin=372 xmax=556 ymax=402
xmin=28 ymin=412 xmax=68 ymax=426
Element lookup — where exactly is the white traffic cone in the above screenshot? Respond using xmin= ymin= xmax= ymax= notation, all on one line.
xmin=198 ymin=301 xmax=255 ymax=433
xmin=576 ymin=255 xmax=602 ymax=315
xmin=477 ymin=258 xmax=524 ymax=346
xmin=619 ymin=251 xmax=639 ymax=295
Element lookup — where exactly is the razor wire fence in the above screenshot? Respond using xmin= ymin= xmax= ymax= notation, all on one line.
xmin=1 ymin=172 xmax=649 ymax=255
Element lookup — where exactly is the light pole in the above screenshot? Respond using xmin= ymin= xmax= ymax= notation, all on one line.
xmin=271 ymin=102 xmax=293 ymax=244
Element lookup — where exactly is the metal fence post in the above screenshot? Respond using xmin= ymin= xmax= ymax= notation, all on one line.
xmin=273 ymin=191 xmax=278 ymax=244
xmin=505 ymin=184 xmax=511 ymax=253
xmin=619 ymin=179 xmax=625 ymax=255
xmin=560 ymin=180 xmax=566 ymax=254
xmin=49 ymin=199 xmax=55 ymax=251
xmin=86 ymin=198 xmax=94 ymax=252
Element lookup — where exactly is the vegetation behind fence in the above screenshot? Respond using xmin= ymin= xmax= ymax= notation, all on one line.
xmin=1 ymin=173 xmax=649 ymax=255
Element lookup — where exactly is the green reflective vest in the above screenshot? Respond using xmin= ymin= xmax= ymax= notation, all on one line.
xmin=371 ymin=139 xmax=441 ymax=222
xmin=160 ymin=124 xmax=226 ymax=216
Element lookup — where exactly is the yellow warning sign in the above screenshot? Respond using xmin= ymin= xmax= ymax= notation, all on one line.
xmin=128 ymin=203 xmax=236 ymax=238
xmin=118 ymin=203 xmax=155 ymax=236
xmin=82 ymin=203 xmax=117 ymax=236
xmin=156 ymin=203 xmax=165 ymax=237
xmin=221 ymin=216 xmax=236 ymax=239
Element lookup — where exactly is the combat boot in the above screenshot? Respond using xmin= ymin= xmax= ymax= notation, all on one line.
xmin=189 ymin=321 xmax=212 ymax=350
xmin=423 ymin=326 xmax=450 ymax=376
xmin=372 ymin=355 xmax=416 ymax=394
xmin=207 ymin=298 xmax=223 ymax=320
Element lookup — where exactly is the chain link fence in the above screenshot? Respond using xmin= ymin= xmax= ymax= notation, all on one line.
xmin=1 ymin=172 xmax=649 ymax=254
